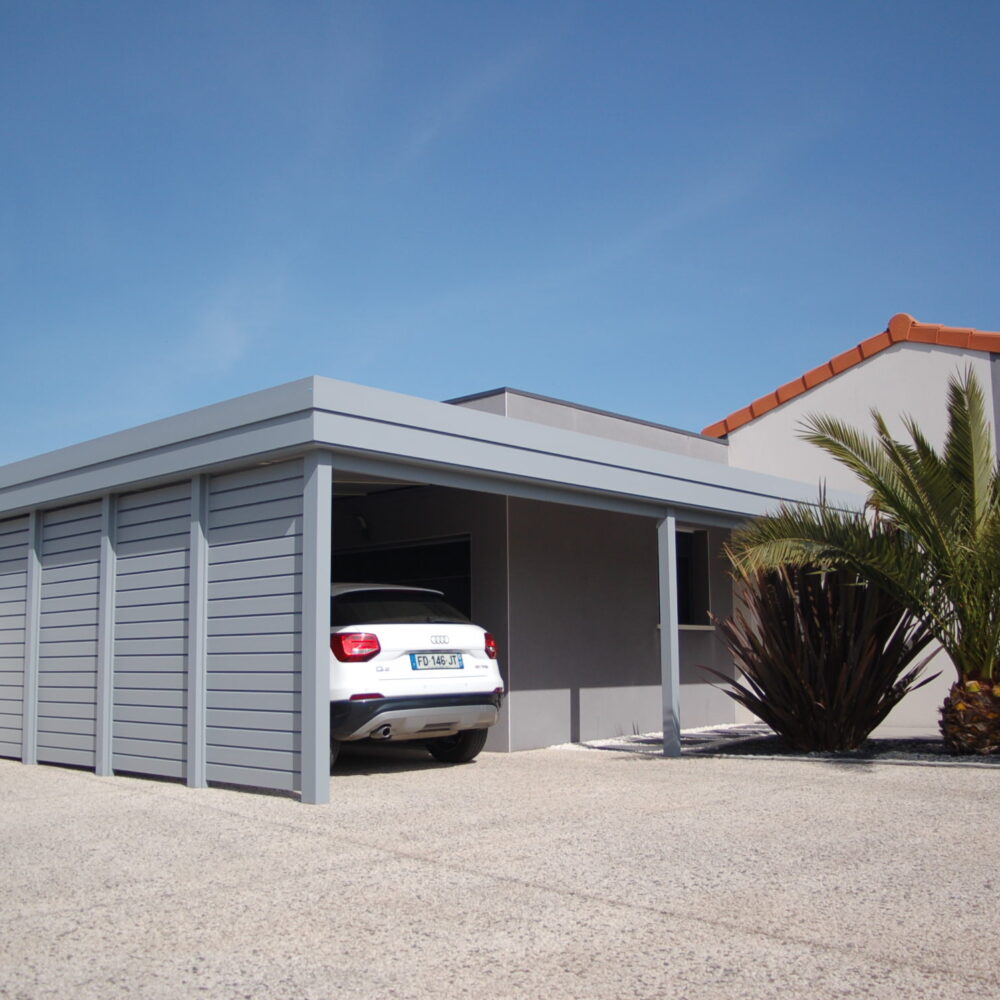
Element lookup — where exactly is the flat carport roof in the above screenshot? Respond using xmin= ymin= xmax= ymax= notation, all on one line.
xmin=0 ymin=375 xmax=852 ymax=519
xmin=0 ymin=376 xmax=861 ymax=802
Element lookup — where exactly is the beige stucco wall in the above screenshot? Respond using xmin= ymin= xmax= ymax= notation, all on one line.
xmin=726 ymin=343 xmax=996 ymax=492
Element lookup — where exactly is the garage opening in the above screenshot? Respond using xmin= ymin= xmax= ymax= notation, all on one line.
xmin=330 ymin=479 xmax=737 ymax=752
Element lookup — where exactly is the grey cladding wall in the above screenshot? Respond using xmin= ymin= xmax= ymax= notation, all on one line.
xmin=2 ymin=458 xmax=309 ymax=796
xmin=37 ymin=501 xmax=102 ymax=768
xmin=206 ymin=461 xmax=304 ymax=791
xmin=0 ymin=515 xmax=29 ymax=758
xmin=113 ymin=482 xmax=192 ymax=778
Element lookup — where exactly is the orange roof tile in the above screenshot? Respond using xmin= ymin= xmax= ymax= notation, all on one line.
xmin=702 ymin=314 xmax=1000 ymax=438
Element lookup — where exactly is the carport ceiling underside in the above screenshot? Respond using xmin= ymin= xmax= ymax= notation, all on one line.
xmin=331 ymin=471 xmax=420 ymax=497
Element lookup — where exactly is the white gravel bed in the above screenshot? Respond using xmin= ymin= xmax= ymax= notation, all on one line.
xmin=569 ymin=722 xmax=1000 ymax=767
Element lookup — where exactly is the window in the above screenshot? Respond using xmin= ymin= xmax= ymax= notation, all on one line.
xmin=676 ymin=529 xmax=711 ymax=626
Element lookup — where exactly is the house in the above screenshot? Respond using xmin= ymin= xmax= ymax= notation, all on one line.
xmin=703 ymin=313 xmax=1000 ymax=728
xmin=1 ymin=312 xmax=986 ymax=802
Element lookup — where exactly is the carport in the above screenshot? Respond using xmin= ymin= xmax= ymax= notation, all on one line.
xmin=0 ymin=377 xmax=830 ymax=804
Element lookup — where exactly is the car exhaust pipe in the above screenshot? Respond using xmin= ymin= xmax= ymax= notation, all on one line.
xmin=371 ymin=724 xmax=393 ymax=740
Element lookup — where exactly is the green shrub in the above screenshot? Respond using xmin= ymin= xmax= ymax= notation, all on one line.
xmin=705 ymin=565 xmax=937 ymax=752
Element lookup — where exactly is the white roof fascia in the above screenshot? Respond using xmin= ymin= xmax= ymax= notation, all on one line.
xmin=0 ymin=379 xmax=317 ymax=513
xmin=309 ymin=377 xmax=860 ymax=519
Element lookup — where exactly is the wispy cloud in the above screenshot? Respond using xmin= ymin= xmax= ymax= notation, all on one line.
xmin=513 ymin=113 xmax=841 ymax=290
xmin=83 ymin=271 xmax=289 ymax=437
xmin=0 ymin=264 xmax=296 ymax=464
xmin=189 ymin=288 xmax=257 ymax=373
xmin=178 ymin=271 xmax=288 ymax=375
xmin=395 ymin=41 xmax=539 ymax=169
xmin=339 ymin=115 xmax=837 ymax=353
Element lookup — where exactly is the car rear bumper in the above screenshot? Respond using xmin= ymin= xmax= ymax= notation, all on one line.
xmin=331 ymin=691 xmax=504 ymax=742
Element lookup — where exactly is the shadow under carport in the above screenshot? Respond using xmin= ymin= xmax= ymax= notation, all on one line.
xmin=331 ymin=740 xmax=484 ymax=776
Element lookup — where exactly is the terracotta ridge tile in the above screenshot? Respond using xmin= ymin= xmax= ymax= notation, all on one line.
xmin=702 ymin=419 xmax=730 ymax=438
xmin=937 ymin=327 xmax=971 ymax=349
xmin=749 ymin=393 xmax=780 ymax=418
xmin=888 ymin=313 xmax=915 ymax=342
xmin=802 ymin=363 xmax=834 ymax=389
xmin=968 ymin=331 xmax=1000 ymax=352
xmin=725 ymin=405 xmax=754 ymax=432
xmin=904 ymin=317 xmax=1000 ymax=353
xmin=775 ymin=377 xmax=806 ymax=403
xmin=830 ymin=346 xmax=863 ymax=374
xmin=907 ymin=323 xmax=941 ymax=345
xmin=859 ymin=331 xmax=891 ymax=357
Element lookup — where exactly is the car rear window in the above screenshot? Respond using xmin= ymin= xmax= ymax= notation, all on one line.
xmin=331 ymin=590 xmax=471 ymax=626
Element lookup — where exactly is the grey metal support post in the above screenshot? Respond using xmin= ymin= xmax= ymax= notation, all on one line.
xmin=95 ymin=495 xmax=117 ymax=776
xmin=21 ymin=511 xmax=42 ymax=765
xmin=187 ymin=475 xmax=209 ymax=788
xmin=301 ymin=451 xmax=332 ymax=805
xmin=657 ymin=512 xmax=681 ymax=757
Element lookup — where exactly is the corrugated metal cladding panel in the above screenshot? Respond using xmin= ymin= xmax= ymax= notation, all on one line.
xmin=38 ymin=501 xmax=102 ymax=767
xmin=206 ymin=460 xmax=303 ymax=791
xmin=113 ymin=481 xmax=192 ymax=778
xmin=0 ymin=515 xmax=29 ymax=759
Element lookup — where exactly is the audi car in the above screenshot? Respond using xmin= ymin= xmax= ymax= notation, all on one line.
xmin=329 ymin=583 xmax=504 ymax=767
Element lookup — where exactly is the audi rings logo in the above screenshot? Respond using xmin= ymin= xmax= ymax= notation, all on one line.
xmin=430 ymin=635 xmax=450 ymax=645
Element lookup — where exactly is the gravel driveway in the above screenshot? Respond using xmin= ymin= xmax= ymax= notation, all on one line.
xmin=2 ymin=743 xmax=997 ymax=1000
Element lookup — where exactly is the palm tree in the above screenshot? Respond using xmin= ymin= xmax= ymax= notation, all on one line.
xmin=729 ymin=368 xmax=1000 ymax=755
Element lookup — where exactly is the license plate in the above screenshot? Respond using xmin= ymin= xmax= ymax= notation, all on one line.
xmin=410 ymin=652 xmax=464 ymax=670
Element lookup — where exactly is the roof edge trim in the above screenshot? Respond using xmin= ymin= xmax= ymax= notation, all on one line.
xmin=702 ymin=314 xmax=1000 ymax=438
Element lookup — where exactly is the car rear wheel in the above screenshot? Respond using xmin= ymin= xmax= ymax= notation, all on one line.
xmin=330 ymin=738 xmax=341 ymax=772
xmin=426 ymin=728 xmax=489 ymax=763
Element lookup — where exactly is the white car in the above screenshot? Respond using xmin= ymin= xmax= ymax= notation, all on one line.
xmin=329 ymin=583 xmax=505 ymax=767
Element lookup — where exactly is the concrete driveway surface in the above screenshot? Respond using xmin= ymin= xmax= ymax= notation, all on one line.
xmin=1 ymin=744 xmax=997 ymax=1000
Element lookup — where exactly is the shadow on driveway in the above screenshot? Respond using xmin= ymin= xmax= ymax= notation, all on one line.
xmin=579 ymin=723 xmax=1000 ymax=768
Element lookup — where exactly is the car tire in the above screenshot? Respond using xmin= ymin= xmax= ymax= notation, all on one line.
xmin=426 ymin=728 xmax=489 ymax=763
xmin=330 ymin=738 xmax=341 ymax=772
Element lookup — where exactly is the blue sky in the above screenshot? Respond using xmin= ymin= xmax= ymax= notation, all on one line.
xmin=3 ymin=1 xmax=999 ymax=465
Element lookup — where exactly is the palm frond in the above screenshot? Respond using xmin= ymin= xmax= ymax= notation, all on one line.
xmin=942 ymin=367 xmax=998 ymax=537
xmin=799 ymin=412 xmax=906 ymax=504
xmin=730 ymin=503 xmax=956 ymax=663
xmin=867 ymin=412 xmax=956 ymax=562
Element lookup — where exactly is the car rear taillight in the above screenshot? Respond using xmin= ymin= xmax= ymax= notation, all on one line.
xmin=330 ymin=632 xmax=381 ymax=662
xmin=349 ymin=692 xmax=384 ymax=701
xmin=484 ymin=632 xmax=498 ymax=659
